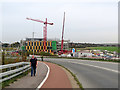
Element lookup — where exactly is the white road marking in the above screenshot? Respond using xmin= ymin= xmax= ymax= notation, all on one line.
xmin=64 ymin=59 xmax=118 ymax=64
xmin=78 ymin=60 xmax=118 ymax=64
xmin=36 ymin=62 xmax=50 ymax=90
xmin=67 ymin=61 xmax=119 ymax=73
xmin=46 ymin=59 xmax=118 ymax=73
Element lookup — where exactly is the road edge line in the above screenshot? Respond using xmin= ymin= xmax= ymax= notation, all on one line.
xmin=36 ymin=62 xmax=50 ymax=90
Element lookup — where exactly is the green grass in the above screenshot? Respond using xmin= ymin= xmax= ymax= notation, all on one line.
xmin=2 ymin=47 xmax=15 ymax=51
xmin=74 ymin=47 xmax=119 ymax=53
xmin=2 ymin=55 xmax=29 ymax=65
xmin=4 ymin=58 xmax=22 ymax=65
xmin=86 ymin=47 xmax=118 ymax=52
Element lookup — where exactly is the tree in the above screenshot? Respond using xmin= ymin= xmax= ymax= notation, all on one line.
xmin=2 ymin=43 xmax=10 ymax=47
xmin=2 ymin=51 xmax=5 ymax=65
xmin=11 ymin=42 xmax=20 ymax=47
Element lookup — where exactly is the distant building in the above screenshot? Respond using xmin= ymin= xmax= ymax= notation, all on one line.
xmin=24 ymin=38 xmax=52 ymax=53
xmin=22 ymin=38 xmax=70 ymax=54
xmin=56 ymin=40 xmax=70 ymax=52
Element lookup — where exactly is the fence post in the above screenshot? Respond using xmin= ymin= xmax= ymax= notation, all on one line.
xmin=2 ymin=52 xmax=5 ymax=65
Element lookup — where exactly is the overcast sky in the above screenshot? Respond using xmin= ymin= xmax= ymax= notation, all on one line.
xmin=0 ymin=0 xmax=119 ymax=43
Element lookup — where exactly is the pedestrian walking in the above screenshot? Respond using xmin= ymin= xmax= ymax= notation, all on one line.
xmin=41 ymin=55 xmax=43 ymax=61
xmin=30 ymin=55 xmax=37 ymax=76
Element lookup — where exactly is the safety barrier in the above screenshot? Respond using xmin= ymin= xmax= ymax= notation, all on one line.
xmin=0 ymin=62 xmax=30 ymax=83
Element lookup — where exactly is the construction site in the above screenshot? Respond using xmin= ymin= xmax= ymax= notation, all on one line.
xmin=22 ymin=12 xmax=71 ymax=55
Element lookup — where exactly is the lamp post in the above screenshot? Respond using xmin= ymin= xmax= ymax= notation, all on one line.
xmin=33 ymin=32 xmax=35 ymax=55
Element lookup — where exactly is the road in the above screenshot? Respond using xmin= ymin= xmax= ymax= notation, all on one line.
xmin=43 ymin=58 xmax=118 ymax=89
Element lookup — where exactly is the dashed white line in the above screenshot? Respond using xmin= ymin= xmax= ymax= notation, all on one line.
xmin=57 ymin=60 xmax=118 ymax=73
xmin=67 ymin=61 xmax=119 ymax=73
xmin=65 ymin=59 xmax=118 ymax=64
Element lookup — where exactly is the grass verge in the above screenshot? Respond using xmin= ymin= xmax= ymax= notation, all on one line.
xmin=1 ymin=69 xmax=31 ymax=89
xmin=45 ymin=61 xmax=84 ymax=90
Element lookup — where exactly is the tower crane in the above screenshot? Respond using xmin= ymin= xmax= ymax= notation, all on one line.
xmin=61 ymin=12 xmax=65 ymax=54
xmin=26 ymin=18 xmax=53 ymax=51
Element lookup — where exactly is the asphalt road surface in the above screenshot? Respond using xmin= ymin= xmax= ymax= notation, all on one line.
xmin=43 ymin=58 xmax=118 ymax=89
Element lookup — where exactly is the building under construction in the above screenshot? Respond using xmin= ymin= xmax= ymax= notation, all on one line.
xmin=23 ymin=38 xmax=70 ymax=54
xmin=25 ymin=12 xmax=68 ymax=54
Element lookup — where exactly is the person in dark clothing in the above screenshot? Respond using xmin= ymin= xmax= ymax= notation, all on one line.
xmin=41 ymin=55 xmax=43 ymax=61
xmin=30 ymin=55 xmax=37 ymax=76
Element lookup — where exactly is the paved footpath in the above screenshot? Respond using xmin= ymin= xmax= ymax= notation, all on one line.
xmin=5 ymin=61 xmax=48 ymax=89
xmin=41 ymin=62 xmax=72 ymax=88
xmin=4 ymin=61 xmax=72 ymax=89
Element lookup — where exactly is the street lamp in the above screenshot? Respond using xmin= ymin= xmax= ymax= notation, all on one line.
xmin=32 ymin=32 xmax=37 ymax=55
xmin=33 ymin=32 xmax=35 ymax=55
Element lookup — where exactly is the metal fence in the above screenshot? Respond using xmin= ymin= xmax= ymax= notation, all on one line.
xmin=0 ymin=62 xmax=30 ymax=83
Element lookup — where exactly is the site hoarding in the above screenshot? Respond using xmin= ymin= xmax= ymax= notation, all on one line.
xmin=52 ymin=41 xmax=57 ymax=50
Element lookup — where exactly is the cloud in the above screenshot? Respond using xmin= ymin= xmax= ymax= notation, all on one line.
xmin=1 ymin=1 xmax=118 ymax=43
xmin=1 ymin=0 xmax=119 ymax=3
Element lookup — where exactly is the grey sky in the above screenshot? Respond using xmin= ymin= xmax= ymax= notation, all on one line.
xmin=0 ymin=0 xmax=119 ymax=43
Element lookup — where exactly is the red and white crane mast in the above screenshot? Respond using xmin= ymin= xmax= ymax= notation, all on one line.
xmin=26 ymin=17 xmax=53 ymax=51
xmin=61 ymin=12 xmax=65 ymax=53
